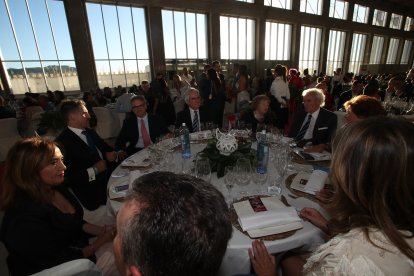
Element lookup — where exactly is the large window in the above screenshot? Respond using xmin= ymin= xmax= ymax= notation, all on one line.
xmin=86 ymin=3 xmax=150 ymax=88
xmin=348 ymin=33 xmax=367 ymax=75
xmin=372 ymin=9 xmax=387 ymax=27
xmin=386 ymin=38 xmax=399 ymax=64
xmin=162 ymin=10 xmax=207 ymax=73
xmin=265 ymin=22 xmax=291 ymax=61
xmin=400 ymin=40 xmax=413 ymax=64
xmin=299 ymin=26 xmax=322 ymax=74
xmin=404 ymin=17 xmax=413 ymax=31
xmin=300 ymin=0 xmax=323 ymax=15
xmin=0 ymin=0 xmax=79 ymax=94
xmin=370 ymin=36 xmax=384 ymax=64
xmin=220 ymin=16 xmax=255 ymax=60
xmin=264 ymin=0 xmax=292 ymax=10
xmin=329 ymin=0 xmax=348 ymax=20
xmin=352 ymin=4 xmax=369 ymax=24
xmin=326 ymin=30 xmax=346 ymax=75
xmin=389 ymin=13 xmax=403 ymax=30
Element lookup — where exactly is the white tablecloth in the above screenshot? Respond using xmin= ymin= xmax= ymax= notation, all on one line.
xmin=107 ymin=143 xmax=326 ymax=276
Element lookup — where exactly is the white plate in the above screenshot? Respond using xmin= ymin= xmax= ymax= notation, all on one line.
xmin=111 ymin=169 xmax=129 ymax=178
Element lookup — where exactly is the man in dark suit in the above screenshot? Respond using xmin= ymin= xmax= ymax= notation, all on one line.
xmin=289 ymin=88 xmax=337 ymax=152
xmin=337 ymin=79 xmax=363 ymax=110
xmin=56 ymin=99 xmax=121 ymax=210
xmin=176 ymin=88 xmax=210 ymax=133
xmin=115 ymin=95 xmax=169 ymax=156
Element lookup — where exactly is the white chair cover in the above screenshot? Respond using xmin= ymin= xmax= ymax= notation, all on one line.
xmin=31 ymin=259 xmax=102 ymax=276
xmin=92 ymin=107 xmax=121 ymax=139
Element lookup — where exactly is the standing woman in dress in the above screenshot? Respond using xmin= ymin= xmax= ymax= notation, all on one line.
xmin=0 ymin=138 xmax=116 ymax=275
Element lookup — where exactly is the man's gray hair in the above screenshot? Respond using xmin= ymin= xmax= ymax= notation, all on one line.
xmin=184 ymin=88 xmax=200 ymax=105
xmin=302 ymin=88 xmax=325 ymax=107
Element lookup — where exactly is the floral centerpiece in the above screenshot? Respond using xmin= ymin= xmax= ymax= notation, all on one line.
xmin=197 ymin=129 xmax=256 ymax=178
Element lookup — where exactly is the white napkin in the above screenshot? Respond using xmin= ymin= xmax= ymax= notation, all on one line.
xmin=304 ymin=169 xmax=329 ymax=194
xmin=234 ymin=197 xmax=301 ymax=232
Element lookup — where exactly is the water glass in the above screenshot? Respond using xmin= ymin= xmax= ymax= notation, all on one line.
xmin=236 ymin=158 xmax=252 ymax=194
xmin=252 ymin=170 xmax=268 ymax=195
xmin=195 ymin=158 xmax=212 ymax=182
xmin=224 ymin=166 xmax=235 ymax=204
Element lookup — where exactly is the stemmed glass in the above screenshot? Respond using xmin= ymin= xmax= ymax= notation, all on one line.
xmin=270 ymin=151 xmax=288 ymax=197
xmin=195 ymin=158 xmax=212 ymax=182
xmin=224 ymin=166 xmax=236 ymax=205
xmin=236 ymin=158 xmax=252 ymax=195
xmin=252 ymin=169 xmax=268 ymax=195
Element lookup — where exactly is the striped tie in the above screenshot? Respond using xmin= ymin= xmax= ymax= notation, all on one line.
xmin=192 ymin=110 xmax=199 ymax=132
xmin=296 ymin=114 xmax=312 ymax=141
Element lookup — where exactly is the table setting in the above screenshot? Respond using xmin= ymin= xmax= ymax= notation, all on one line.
xmin=106 ymin=128 xmax=329 ymax=275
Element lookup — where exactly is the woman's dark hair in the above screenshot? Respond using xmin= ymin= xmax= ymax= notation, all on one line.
xmin=328 ymin=117 xmax=414 ymax=260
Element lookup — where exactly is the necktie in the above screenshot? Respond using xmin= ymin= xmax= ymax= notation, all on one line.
xmin=82 ymin=130 xmax=99 ymax=155
xmin=296 ymin=114 xmax=312 ymax=141
xmin=192 ymin=110 xmax=199 ymax=132
xmin=141 ymin=119 xmax=151 ymax=147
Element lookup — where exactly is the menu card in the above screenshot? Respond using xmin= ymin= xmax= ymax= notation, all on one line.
xmin=233 ymin=197 xmax=302 ymax=238
xmin=291 ymin=170 xmax=329 ymax=195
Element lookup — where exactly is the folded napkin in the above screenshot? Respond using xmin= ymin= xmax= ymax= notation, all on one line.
xmin=234 ymin=197 xmax=301 ymax=232
xmin=304 ymin=169 xmax=329 ymax=194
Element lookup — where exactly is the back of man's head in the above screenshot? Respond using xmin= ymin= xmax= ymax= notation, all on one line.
xmin=60 ymin=99 xmax=84 ymax=124
xmin=119 ymin=172 xmax=232 ymax=276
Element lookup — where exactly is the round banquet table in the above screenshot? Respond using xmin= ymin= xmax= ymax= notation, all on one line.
xmin=107 ymin=141 xmax=327 ymax=276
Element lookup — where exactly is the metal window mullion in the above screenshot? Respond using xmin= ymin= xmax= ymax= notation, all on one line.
xmin=172 ymin=11 xmax=177 ymax=60
xmin=130 ymin=7 xmax=140 ymax=83
xmin=100 ymin=4 xmax=113 ymax=87
xmin=195 ymin=13 xmax=199 ymax=60
xmin=45 ymin=0 xmax=66 ymax=91
xmin=184 ymin=12 xmax=188 ymax=59
xmin=115 ymin=6 xmax=127 ymax=86
xmin=3 ymin=0 xmax=30 ymax=91
xmin=25 ymin=0 xmax=48 ymax=91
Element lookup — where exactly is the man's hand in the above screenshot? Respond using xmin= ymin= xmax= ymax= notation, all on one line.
xmin=94 ymin=159 xmax=107 ymax=173
xmin=105 ymin=151 xmax=118 ymax=162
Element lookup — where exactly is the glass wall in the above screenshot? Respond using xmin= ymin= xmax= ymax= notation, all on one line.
xmin=264 ymin=0 xmax=292 ymax=10
xmin=265 ymin=22 xmax=291 ymax=61
xmin=329 ymin=0 xmax=348 ymax=20
xmin=300 ymin=0 xmax=323 ymax=15
xmin=400 ymin=40 xmax=413 ymax=65
xmin=352 ymin=4 xmax=369 ymax=24
xmin=348 ymin=33 xmax=367 ymax=74
xmin=326 ymin=30 xmax=346 ymax=75
xmin=299 ymin=26 xmax=322 ymax=74
xmin=389 ymin=13 xmax=403 ymax=30
xmin=405 ymin=17 xmax=413 ymax=31
xmin=386 ymin=38 xmax=399 ymax=64
xmin=162 ymin=10 xmax=207 ymax=75
xmin=0 ymin=0 xmax=79 ymax=94
xmin=370 ymin=36 xmax=384 ymax=64
xmin=86 ymin=3 xmax=150 ymax=88
xmin=220 ymin=16 xmax=255 ymax=60
xmin=372 ymin=9 xmax=387 ymax=27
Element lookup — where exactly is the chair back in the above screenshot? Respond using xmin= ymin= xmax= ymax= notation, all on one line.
xmin=92 ymin=107 xmax=121 ymax=139
xmin=0 ymin=118 xmax=22 ymax=162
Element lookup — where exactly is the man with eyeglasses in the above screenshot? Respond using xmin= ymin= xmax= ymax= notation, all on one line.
xmin=176 ymin=88 xmax=211 ymax=133
xmin=115 ymin=95 xmax=169 ymax=156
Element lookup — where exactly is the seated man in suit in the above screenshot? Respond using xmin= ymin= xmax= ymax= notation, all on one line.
xmin=337 ymin=79 xmax=364 ymax=110
xmin=115 ymin=95 xmax=169 ymax=156
xmin=176 ymin=88 xmax=210 ymax=133
xmin=56 ymin=99 xmax=121 ymax=210
xmin=288 ymin=88 xmax=337 ymax=153
xmin=113 ymin=172 xmax=232 ymax=276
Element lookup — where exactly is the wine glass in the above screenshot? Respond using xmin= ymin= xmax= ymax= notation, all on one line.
xmin=252 ymin=169 xmax=268 ymax=195
xmin=224 ymin=166 xmax=235 ymax=205
xmin=270 ymin=153 xmax=288 ymax=197
xmin=195 ymin=158 xmax=212 ymax=182
xmin=236 ymin=158 xmax=252 ymax=195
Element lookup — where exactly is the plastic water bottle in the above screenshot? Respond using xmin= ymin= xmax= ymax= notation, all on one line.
xmin=180 ymin=123 xmax=191 ymax=159
xmin=256 ymin=130 xmax=269 ymax=174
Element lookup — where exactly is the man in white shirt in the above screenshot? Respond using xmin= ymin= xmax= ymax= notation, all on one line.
xmin=175 ymin=89 xmax=210 ymax=133
xmin=56 ymin=99 xmax=121 ymax=210
xmin=288 ymin=88 xmax=337 ymax=152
